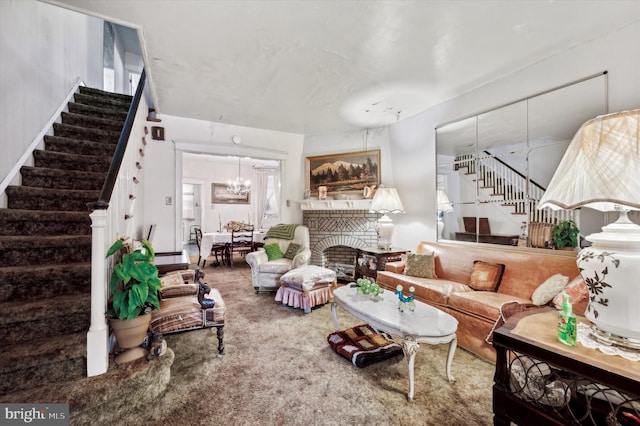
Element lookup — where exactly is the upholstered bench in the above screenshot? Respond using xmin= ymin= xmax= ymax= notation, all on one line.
xmin=150 ymin=270 xmax=226 ymax=356
xmin=275 ymin=265 xmax=337 ymax=313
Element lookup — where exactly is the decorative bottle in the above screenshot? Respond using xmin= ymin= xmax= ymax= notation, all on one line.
xmin=558 ymin=294 xmax=577 ymax=346
xmin=407 ymin=286 xmax=416 ymax=312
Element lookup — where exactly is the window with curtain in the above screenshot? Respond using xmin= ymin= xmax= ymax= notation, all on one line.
xmin=254 ymin=167 xmax=281 ymax=230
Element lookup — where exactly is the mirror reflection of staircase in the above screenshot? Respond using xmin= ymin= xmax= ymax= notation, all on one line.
xmin=0 ymin=87 xmax=132 ymax=399
xmin=454 ymin=151 xmax=574 ymax=245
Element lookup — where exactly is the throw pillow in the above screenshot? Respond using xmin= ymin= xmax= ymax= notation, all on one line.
xmin=161 ymin=283 xmax=197 ymax=298
xmin=160 ymin=272 xmax=184 ymax=289
xmin=284 ymin=243 xmax=301 ymax=259
xmin=531 ymin=273 xmax=569 ymax=306
xmin=552 ymin=275 xmax=588 ymax=309
xmin=403 ymin=252 xmax=436 ymax=279
xmin=263 ymin=243 xmax=284 ymax=261
xmin=469 ymin=260 xmax=505 ymax=292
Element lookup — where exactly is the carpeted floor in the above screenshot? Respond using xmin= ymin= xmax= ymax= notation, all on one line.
xmin=113 ymin=256 xmax=495 ymax=426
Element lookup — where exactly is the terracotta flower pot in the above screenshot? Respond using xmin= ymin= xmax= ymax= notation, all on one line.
xmin=110 ymin=313 xmax=151 ymax=349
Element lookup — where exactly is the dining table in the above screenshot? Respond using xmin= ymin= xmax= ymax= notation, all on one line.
xmin=200 ymin=230 xmax=266 ymax=261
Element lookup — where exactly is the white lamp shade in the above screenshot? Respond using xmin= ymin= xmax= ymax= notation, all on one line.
xmin=538 ymin=109 xmax=640 ymax=212
xmin=369 ymin=186 xmax=405 ymax=214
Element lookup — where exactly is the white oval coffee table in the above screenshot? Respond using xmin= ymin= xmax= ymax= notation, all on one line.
xmin=331 ymin=285 xmax=458 ymax=401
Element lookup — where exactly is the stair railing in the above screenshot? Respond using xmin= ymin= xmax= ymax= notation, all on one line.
xmin=86 ymin=70 xmax=148 ymax=377
xmin=456 ymin=149 xmax=575 ymax=225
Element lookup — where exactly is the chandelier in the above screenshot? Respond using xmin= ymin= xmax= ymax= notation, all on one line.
xmin=227 ymin=157 xmax=251 ymax=195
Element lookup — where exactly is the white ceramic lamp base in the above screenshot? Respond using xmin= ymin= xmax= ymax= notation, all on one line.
xmin=579 ymin=213 xmax=640 ymax=342
xmin=377 ymin=214 xmax=394 ymax=250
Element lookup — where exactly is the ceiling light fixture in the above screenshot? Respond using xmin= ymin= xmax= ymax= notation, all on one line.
xmin=227 ymin=157 xmax=251 ymax=196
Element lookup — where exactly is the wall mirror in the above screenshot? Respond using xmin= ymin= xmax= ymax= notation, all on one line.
xmin=436 ymin=72 xmax=608 ymax=248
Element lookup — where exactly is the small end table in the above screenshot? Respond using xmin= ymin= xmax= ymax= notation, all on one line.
xmin=355 ymin=247 xmax=407 ymax=281
xmin=492 ymin=309 xmax=640 ymax=425
xmin=154 ymin=250 xmax=189 ymax=275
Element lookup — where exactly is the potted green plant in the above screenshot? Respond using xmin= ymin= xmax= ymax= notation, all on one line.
xmin=106 ymin=239 xmax=162 ymax=363
xmin=553 ymin=220 xmax=580 ymax=249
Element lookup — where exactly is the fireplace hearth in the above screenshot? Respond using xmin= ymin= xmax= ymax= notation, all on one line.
xmin=303 ymin=209 xmax=380 ymax=277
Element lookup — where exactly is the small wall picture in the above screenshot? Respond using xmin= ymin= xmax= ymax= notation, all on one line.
xmin=211 ymin=183 xmax=250 ymax=204
xmin=306 ymin=149 xmax=380 ymax=196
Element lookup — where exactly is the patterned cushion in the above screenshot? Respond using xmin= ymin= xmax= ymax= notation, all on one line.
xmin=151 ymin=288 xmax=226 ymax=334
xmin=552 ymin=275 xmax=588 ymax=308
xmin=264 ymin=243 xmax=284 ymax=261
xmin=469 ymin=260 xmax=505 ymax=292
xmin=280 ymin=265 xmax=336 ymax=291
xmin=327 ymin=324 xmax=402 ymax=368
xmin=160 ymin=273 xmax=184 ymax=288
xmin=258 ymin=258 xmax=293 ymax=274
xmin=161 ymin=283 xmax=197 ymax=298
xmin=404 ymin=252 xmax=436 ymax=279
xmin=284 ymin=243 xmax=301 ymax=259
xmin=532 ymin=273 xmax=569 ymax=305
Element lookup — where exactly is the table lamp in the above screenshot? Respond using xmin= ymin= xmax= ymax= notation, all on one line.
xmin=538 ymin=109 xmax=640 ymax=344
xmin=369 ymin=186 xmax=405 ymax=250
xmin=437 ymin=189 xmax=454 ymax=239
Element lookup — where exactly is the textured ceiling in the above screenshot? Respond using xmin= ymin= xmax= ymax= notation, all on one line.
xmin=49 ymin=0 xmax=640 ymax=135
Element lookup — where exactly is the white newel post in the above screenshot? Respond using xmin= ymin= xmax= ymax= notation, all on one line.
xmin=87 ymin=209 xmax=109 ymax=377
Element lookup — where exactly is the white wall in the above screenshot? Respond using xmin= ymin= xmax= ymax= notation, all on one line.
xmin=388 ymin=19 xmax=640 ymax=251
xmin=144 ymin=114 xmax=304 ymax=252
xmin=0 ymin=0 xmax=103 ymax=190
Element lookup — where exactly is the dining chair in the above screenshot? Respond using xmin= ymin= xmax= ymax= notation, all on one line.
xmin=229 ymin=225 xmax=254 ymax=268
xmin=195 ymin=227 xmax=227 ymax=267
xmin=194 ymin=228 xmax=204 ymax=266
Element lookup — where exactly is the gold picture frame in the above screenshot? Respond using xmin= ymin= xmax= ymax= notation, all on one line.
xmin=305 ymin=149 xmax=381 ymax=196
xmin=211 ymin=183 xmax=250 ymax=204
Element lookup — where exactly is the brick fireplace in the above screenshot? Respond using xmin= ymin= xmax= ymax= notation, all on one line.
xmin=302 ymin=207 xmax=379 ymax=280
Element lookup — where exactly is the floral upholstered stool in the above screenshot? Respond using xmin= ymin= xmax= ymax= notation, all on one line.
xmin=276 ymin=265 xmax=337 ymax=313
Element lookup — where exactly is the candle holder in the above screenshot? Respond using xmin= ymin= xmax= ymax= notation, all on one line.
xmin=395 ymin=285 xmax=415 ymax=312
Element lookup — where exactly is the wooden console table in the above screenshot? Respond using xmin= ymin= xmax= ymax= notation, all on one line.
xmin=492 ymin=310 xmax=640 ymax=425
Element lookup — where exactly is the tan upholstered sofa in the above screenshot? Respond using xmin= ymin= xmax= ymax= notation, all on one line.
xmin=376 ymin=241 xmax=582 ymax=362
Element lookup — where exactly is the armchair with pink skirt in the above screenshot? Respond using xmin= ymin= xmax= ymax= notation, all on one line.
xmin=245 ymin=224 xmax=311 ymax=293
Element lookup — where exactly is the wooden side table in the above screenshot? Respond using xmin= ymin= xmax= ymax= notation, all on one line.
xmin=355 ymin=247 xmax=407 ymax=281
xmin=154 ymin=250 xmax=189 ymax=275
xmin=492 ymin=310 xmax=640 ymax=425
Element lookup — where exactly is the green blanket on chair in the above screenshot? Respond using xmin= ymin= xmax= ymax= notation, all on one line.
xmin=265 ymin=224 xmax=298 ymax=240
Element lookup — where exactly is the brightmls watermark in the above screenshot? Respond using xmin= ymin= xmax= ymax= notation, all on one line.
xmin=1 ymin=404 xmax=69 ymax=425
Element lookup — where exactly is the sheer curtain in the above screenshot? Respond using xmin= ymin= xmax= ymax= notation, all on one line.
xmin=273 ymin=169 xmax=281 ymax=217
xmin=253 ymin=168 xmax=270 ymax=230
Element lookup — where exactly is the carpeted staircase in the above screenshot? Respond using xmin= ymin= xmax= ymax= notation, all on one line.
xmin=0 ymin=87 xmax=132 ymax=398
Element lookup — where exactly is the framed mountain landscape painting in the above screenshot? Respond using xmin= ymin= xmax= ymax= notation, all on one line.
xmin=305 ymin=149 xmax=380 ymax=196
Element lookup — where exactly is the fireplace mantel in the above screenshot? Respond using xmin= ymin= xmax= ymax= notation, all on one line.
xmin=298 ymin=199 xmax=372 ymax=210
